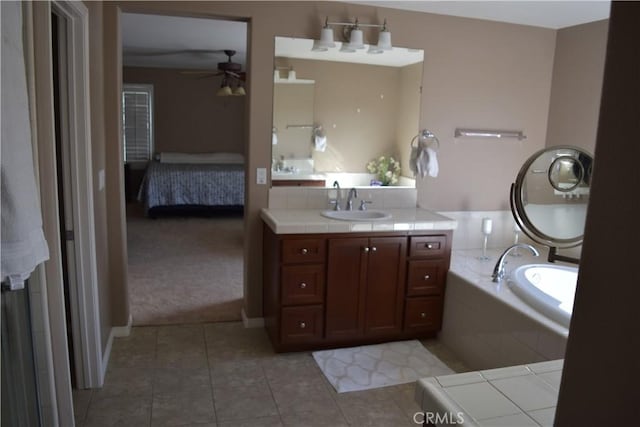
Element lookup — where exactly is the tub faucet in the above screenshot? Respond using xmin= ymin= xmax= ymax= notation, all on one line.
xmin=345 ymin=188 xmax=358 ymax=210
xmin=492 ymin=244 xmax=540 ymax=282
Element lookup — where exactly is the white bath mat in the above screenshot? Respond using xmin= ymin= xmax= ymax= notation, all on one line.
xmin=312 ymin=340 xmax=454 ymax=393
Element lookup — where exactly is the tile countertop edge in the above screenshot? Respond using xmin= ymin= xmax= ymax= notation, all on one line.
xmin=260 ymin=208 xmax=458 ymax=234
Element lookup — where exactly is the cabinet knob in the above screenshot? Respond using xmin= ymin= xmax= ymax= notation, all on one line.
xmin=424 ymin=275 xmax=431 ymax=280
xmin=299 ymin=282 xmax=307 ymax=289
xmin=299 ymin=321 xmax=306 ymax=329
xmin=420 ymin=312 xmax=427 ymax=318
xmin=363 ymin=247 xmax=370 ymax=253
xmin=371 ymin=247 xmax=377 ymax=252
xmin=300 ymin=248 xmax=308 ymax=255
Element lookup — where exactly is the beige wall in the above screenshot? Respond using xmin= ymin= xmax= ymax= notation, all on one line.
xmin=123 ymin=67 xmax=246 ymax=154
xmin=545 ymin=19 xmax=608 ymax=153
xmin=100 ymin=1 xmax=560 ymax=322
xmin=556 ymin=3 xmax=638 ymax=422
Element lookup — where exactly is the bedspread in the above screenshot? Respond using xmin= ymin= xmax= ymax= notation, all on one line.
xmin=139 ymin=162 xmax=244 ymax=211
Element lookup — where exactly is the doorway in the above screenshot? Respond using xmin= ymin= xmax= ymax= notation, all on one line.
xmin=120 ymin=13 xmax=248 ymax=326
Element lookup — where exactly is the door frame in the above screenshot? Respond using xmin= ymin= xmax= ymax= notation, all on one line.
xmin=50 ymin=0 xmax=103 ymax=389
xmin=33 ymin=0 xmax=103 ymax=394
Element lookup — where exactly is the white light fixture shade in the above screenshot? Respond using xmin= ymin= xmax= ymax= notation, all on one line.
xmin=273 ymin=69 xmax=280 ymax=82
xmin=377 ymin=29 xmax=392 ymax=50
xmin=347 ymin=28 xmax=365 ymax=49
xmin=233 ymin=85 xmax=246 ymax=96
xmin=217 ymin=85 xmax=232 ymax=96
xmin=312 ymin=27 xmax=335 ymax=51
xmin=288 ymin=70 xmax=297 ymax=81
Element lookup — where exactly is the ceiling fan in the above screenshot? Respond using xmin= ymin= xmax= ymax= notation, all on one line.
xmin=179 ymin=49 xmax=246 ymax=81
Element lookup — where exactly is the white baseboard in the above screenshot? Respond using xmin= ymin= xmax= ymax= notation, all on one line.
xmin=241 ymin=308 xmax=264 ymax=328
xmin=101 ymin=314 xmax=133 ymax=379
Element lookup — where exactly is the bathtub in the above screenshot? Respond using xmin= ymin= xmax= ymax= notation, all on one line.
xmin=508 ymin=264 xmax=578 ymax=329
xmin=441 ymin=250 xmax=570 ymax=370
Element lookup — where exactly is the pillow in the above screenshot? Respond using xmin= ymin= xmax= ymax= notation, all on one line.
xmin=159 ymin=152 xmax=244 ymax=164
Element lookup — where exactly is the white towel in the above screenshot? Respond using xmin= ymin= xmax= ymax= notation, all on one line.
xmin=1 ymin=1 xmax=49 ymax=286
xmin=314 ymin=135 xmax=327 ymax=152
xmin=426 ymin=147 xmax=439 ymax=177
xmin=313 ymin=126 xmax=327 ymax=152
xmin=411 ymin=142 xmax=439 ymax=178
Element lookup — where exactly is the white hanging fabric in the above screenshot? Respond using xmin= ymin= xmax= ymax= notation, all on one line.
xmin=1 ymin=1 xmax=49 ymax=287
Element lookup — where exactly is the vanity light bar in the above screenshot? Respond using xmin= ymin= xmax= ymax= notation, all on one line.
xmin=286 ymin=124 xmax=315 ymax=129
xmin=454 ymin=128 xmax=527 ymax=140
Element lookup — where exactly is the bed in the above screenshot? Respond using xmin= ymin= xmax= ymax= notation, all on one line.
xmin=138 ymin=152 xmax=245 ymax=217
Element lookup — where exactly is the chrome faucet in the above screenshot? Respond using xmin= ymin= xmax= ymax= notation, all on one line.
xmin=331 ymin=181 xmax=342 ymax=211
xmin=492 ymin=244 xmax=540 ymax=282
xmin=345 ymin=188 xmax=358 ymax=210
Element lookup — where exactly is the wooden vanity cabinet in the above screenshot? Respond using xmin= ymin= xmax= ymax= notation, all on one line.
xmin=263 ymin=225 xmax=452 ymax=352
xmin=325 ymin=236 xmax=406 ymax=341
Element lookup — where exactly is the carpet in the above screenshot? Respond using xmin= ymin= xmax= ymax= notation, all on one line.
xmin=126 ymin=203 xmax=244 ymax=325
xmin=312 ymin=340 xmax=454 ymax=393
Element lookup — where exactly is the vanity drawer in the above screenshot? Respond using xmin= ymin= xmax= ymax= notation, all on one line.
xmin=281 ymin=264 xmax=325 ymax=306
xmin=404 ymin=297 xmax=442 ymax=332
xmin=409 ymin=235 xmax=447 ymax=258
xmin=282 ymin=238 xmax=325 ymax=264
xmin=407 ymin=260 xmax=445 ymax=296
xmin=281 ymin=305 xmax=323 ymax=343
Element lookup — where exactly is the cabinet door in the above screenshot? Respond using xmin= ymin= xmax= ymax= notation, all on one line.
xmin=326 ymin=238 xmax=368 ymax=340
xmin=364 ymin=237 xmax=407 ymax=336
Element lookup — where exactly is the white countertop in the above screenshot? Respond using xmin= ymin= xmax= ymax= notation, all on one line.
xmin=415 ymin=359 xmax=563 ymax=426
xmin=260 ymin=208 xmax=458 ymax=234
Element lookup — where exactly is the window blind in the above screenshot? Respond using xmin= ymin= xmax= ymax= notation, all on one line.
xmin=122 ymin=85 xmax=153 ymax=163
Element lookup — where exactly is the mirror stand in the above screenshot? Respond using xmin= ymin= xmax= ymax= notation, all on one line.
xmin=547 ymin=247 xmax=580 ymax=265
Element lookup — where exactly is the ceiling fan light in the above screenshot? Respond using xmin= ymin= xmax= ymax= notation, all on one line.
xmin=217 ymin=84 xmax=232 ymax=96
xmin=233 ymin=85 xmax=246 ymax=96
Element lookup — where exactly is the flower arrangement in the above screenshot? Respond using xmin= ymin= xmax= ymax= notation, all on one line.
xmin=366 ymin=156 xmax=401 ymax=186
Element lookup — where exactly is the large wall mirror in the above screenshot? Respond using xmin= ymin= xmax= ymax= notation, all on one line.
xmin=272 ymin=36 xmax=424 ymax=188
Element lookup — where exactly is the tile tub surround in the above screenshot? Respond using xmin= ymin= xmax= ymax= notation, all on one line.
xmin=415 ymin=359 xmax=563 ymax=426
xmin=440 ymin=249 xmax=570 ymax=371
xmin=440 ymin=210 xmax=582 ymax=260
xmin=261 ymin=207 xmax=457 ymax=234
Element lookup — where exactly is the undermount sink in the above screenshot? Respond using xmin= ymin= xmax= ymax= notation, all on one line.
xmin=321 ymin=209 xmax=392 ymax=221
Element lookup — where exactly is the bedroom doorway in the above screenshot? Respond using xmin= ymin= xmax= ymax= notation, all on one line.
xmin=120 ymin=12 xmax=248 ymax=326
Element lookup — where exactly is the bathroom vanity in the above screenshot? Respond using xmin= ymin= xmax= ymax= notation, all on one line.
xmin=261 ymin=208 xmax=456 ymax=352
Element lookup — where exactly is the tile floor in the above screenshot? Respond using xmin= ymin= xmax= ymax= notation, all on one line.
xmin=73 ymin=322 xmax=467 ymax=427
